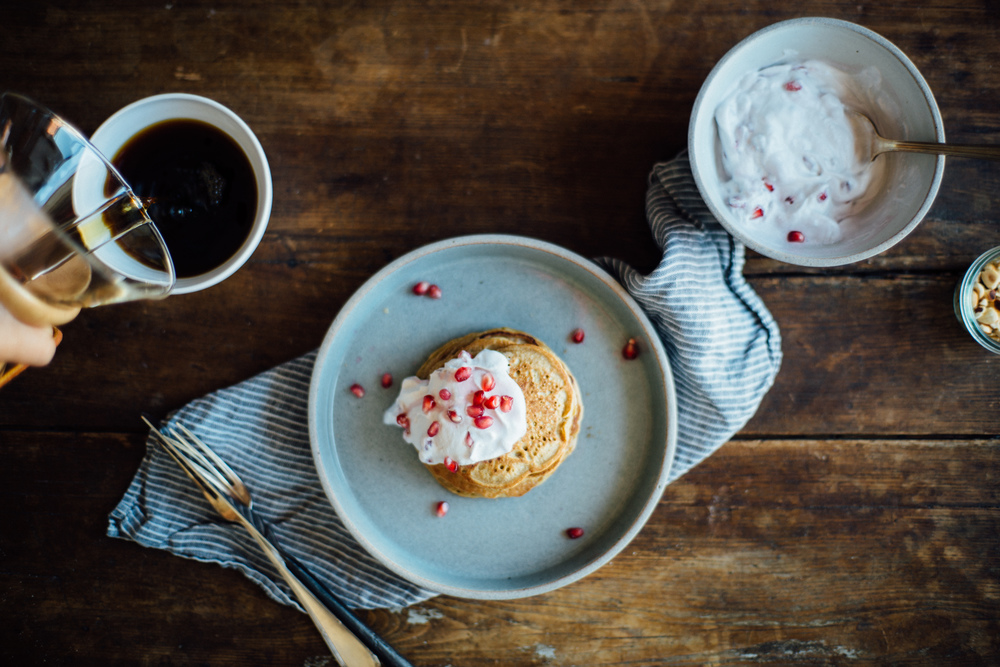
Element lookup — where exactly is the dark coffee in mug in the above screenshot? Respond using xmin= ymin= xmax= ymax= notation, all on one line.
xmin=106 ymin=119 xmax=257 ymax=279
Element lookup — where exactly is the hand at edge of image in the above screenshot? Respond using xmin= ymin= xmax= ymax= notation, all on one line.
xmin=0 ymin=303 xmax=59 ymax=369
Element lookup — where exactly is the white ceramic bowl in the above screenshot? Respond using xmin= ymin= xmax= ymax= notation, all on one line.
xmin=688 ymin=17 xmax=945 ymax=267
xmin=91 ymin=93 xmax=272 ymax=294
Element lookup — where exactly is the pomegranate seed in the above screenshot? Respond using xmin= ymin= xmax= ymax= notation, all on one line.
xmin=381 ymin=372 xmax=393 ymax=388
xmin=465 ymin=432 xmax=474 ymax=447
xmin=819 ymin=192 xmax=828 ymax=202
xmin=566 ymin=527 xmax=585 ymax=539
xmin=473 ymin=390 xmax=485 ymax=406
xmin=474 ymin=415 xmax=494 ymax=429
xmin=427 ymin=421 xmax=440 ymax=437
xmin=751 ymin=207 xmax=764 ymax=219
xmin=396 ymin=413 xmax=410 ymax=428
xmin=349 ymin=383 xmax=365 ymax=398
xmin=454 ymin=367 xmax=472 ymax=382
xmin=622 ymin=338 xmax=639 ymax=360
xmin=499 ymin=395 xmax=513 ymax=412
xmin=784 ymin=81 xmax=802 ymax=92
xmin=412 ymin=281 xmax=430 ymax=295
xmin=444 ymin=456 xmax=459 ymax=473
xmin=447 ymin=409 xmax=462 ymax=423
xmin=787 ymin=230 xmax=805 ymax=243
xmin=571 ymin=328 xmax=585 ymax=344
xmin=763 ymin=181 xmax=774 ymax=192
xmin=483 ymin=394 xmax=501 ymax=410
xmin=466 ymin=405 xmax=484 ymax=418
xmin=481 ymin=372 xmax=495 ymax=392
xmin=784 ymin=196 xmax=794 ymax=204
xmin=438 ymin=388 xmax=452 ymax=401
xmin=427 ymin=284 xmax=442 ymax=299
xmin=422 ymin=395 xmax=435 ymax=413
xmin=435 ymin=501 xmax=449 ymax=517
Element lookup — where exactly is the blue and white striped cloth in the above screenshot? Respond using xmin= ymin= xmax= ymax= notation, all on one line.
xmin=599 ymin=152 xmax=783 ymax=481
xmin=108 ymin=151 xmax=782 ymax=610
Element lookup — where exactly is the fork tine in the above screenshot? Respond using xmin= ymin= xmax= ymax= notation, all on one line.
xmin=142 ymin=416 xmax=236 ymax=503
xmin=163 ymin=427 xmax=234 ymax=496
xmin=142 ymin=417 xmax=242 ymax=523
xmin=170 ymin=423 xmax=252 ymax=506
xmin=144 ymin=420 xmax=223 ymax=496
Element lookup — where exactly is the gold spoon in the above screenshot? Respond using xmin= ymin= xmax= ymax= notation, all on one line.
xmin=849 ymin=110 xmax=1000 ymax=162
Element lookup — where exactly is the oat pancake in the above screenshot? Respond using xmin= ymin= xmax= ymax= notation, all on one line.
xmin=419 ymin=328 xmax=583 ymax=499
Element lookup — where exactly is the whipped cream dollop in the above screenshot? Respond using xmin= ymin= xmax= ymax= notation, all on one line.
xmin=383 ymin=349 xmax=527 ymax=467
xmin=714 ymin=59 xmax=885 ymax=246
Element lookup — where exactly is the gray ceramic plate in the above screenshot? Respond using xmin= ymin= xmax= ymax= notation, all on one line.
xmin=308 ymin=235 xmax=677 ymax=599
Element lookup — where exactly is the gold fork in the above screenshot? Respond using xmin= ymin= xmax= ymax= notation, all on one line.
xmin=143 ymin=417 xmax=413 ymax=667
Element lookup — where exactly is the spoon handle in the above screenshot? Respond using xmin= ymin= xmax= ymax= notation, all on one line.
xmin=889 ymin=140 xmax=1000 ymax=161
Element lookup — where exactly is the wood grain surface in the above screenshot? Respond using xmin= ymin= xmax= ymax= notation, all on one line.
xmin=2 ymin=1 xmax=999 ymax=665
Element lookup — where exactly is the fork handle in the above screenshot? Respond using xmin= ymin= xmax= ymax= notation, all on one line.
xmin=246 ymin=530 xmax=382 ymax=667
xmin=284 ymin=554 xmax=416 ymax=667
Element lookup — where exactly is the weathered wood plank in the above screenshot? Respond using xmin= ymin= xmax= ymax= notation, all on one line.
xmin=4 ymin=266 xmax=997 ymax=437
xmin=2 ymin=433 xmax=996 ymax=664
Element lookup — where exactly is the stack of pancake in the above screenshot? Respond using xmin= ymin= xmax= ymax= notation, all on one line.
xmin=416 ymin=328 xmax=583 ymax=499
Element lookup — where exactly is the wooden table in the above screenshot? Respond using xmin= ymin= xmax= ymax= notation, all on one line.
xmin=3 ymin=1 xmax=998 ymax=664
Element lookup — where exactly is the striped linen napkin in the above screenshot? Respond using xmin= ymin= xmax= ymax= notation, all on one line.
xmin=599 ymin=151 xmax=783 ymax=481
xmin=107 ymin=151 xmax=782 ymax=610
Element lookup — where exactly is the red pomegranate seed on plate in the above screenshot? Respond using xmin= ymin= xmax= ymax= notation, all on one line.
xmin=349 ymin=383 xmax=365 ymax=398
xmin=396 ymin=413 xmax=409 ymax=428
xmin=499 ymin=395 xmax=513 ymax=412
xmin=763 ymin=181 xmax=774 ymax=192
xmin=784 ymin=81 xmax=802 ymax=92
xmin=412 ymin=281 xmax=430 ymax=295
xmin=474 ymin=415 xmax=493 ymax=429
xmin=481 ymin=372 xmax=495 ymax=391
xmin=473 ymin=390 xmax=485 ymax=406
xmin=483 ymin=395 xmax=501 ymax=410
xmin=454 ymin=367 xmax=472 ymax=382
xmin=566 ymin=527 xmax=585 ymax=539
xmin=818 ymin=192 xmax=828 ymax=201
xmin=751 ymin=207 xmax=764 ymax=219
xmin=427 ymin=284 xmax=442 ymax=299
xmin=427 ymin=421 xmax=440 ymax=437
xmin=622 ymin=338 xmax=639 ymax=360
xmin=422 ymin=395 xmax=436 ymax=413
xmin=381 ymin=373 xmax=393 ymax=388
xmin=787 ymin=230 xmax=805 ymax=243
xmin=444 ymin=456 xmax=459 ymax=473
xmin=571 ymin=328 xmax=585 ymax=344
xmin=438 ymin=388 xmax=452 ymax=400
xmin=466 ymin=405 xmax=484 ymax=418
xmin=447 ymin=409 xmax=462 ymax=423
xmin=435 ymin=501 xmax=449 ymax=517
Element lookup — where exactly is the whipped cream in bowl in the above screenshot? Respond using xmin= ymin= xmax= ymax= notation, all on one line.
xmin=383 ymin=349 xmax=527 ymax=467
xmin=714 ymin=60 xmax=886 ymax=247
xmin=688 ymin=18 xmax=945 ymax=267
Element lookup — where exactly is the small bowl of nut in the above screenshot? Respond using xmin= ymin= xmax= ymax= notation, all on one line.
xmin=954 ymin=246 xmax=1000 ymax=354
